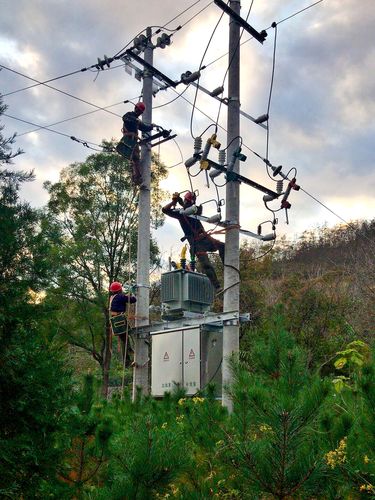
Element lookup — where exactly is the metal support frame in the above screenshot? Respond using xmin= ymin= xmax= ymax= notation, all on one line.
xmin=133 ymin=311 xmax=251 ymax=336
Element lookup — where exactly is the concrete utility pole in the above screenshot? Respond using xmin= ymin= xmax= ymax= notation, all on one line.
xmin=222 ymin=0 xmax=241 ymax=411
xmin=133 ymin=27 xmax=153 ymax=397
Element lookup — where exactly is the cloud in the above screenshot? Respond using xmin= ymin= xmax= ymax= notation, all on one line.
xmin=1 ymin=0 xmax=374 ymax=259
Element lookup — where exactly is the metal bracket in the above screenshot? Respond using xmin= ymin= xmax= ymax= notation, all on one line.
xmin=133 ymin=310 xmax=251 ymax=336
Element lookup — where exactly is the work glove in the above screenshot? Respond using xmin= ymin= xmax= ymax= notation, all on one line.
xmin=172 ymin=192 xmax=180 ymax=201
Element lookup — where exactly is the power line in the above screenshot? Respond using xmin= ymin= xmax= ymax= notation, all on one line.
xmin=153 ymin=85 xmax=191 ymax=109
xmin=168 ymin=87 xmax=360 ymax=232
xmin=1 ymin=64 xmax=121 ymax=117
xmin=190 ymin=4 xmax=226 ymax=138
xmin=175 ymin=1 xmax=213 ymax=29
xmin=277 ymin=0 xmax=323 ymax=26
xmin=215 ymin=0 xmax=254 ymax=127
xmin=3 ymin=112 xmax=110 ymax=152
xmin=2 ymin=2 xmax=210 ymax=98
xmin=264 ymin=23 xmax=278 ymax=180
xmin=163 ymin=0 xmax=205 ymax=28
xmin=16 ymin=101 xmax=125 ymax=137
xmin=2 ymin=61 xmax=126 ymax=98
xmin=2 ymin=68 xmax=88 ymax=97
xmin=16 ymin=93 xmax=143 ymax=137
xmin=204 ymin=0 xmax=324 ymax=70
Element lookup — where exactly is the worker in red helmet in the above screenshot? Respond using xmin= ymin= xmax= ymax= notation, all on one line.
xmin=162 ymin=192 xmax=225 ymax=292
xmin=116 ymin=102 xmax=154 ymax=186
xmin=109 ymin=281 xmax=137 ymax=358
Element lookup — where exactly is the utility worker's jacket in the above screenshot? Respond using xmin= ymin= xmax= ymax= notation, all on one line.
xmin=162 ymin=203 xmax=205 ymax=247
xmin=110 ymin=292 xmax=136 ymax=315
xmin=122 ymin=111 xmax=153 ymax=137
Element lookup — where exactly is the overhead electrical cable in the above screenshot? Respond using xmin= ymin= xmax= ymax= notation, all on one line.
xmin=16 ymin=100 xmax=127 ymax=137
xmin=190 ymin=4 xmax=227 ymax=139
xmin=1 ymin=65 xmax=122 ymax=117
xmin=170 ymin=87 xmax=359 ymax=231
xmin=173 ymin=1 xmax=213 ymax=30
xmin=215 ymin=0 xmax=254 ymax=127
xmin=153 ymin=85 xmax=191 ymax=109
xmin=264 ymin=22 xmax=278 ymax=180
xmin=163 ymin=0 xmax=204 ymax=28
xmin=203 ymin=0 xmax=324 ymax=70
xmin=1 ymin=61 xmax=126 ymax=98
xmin=3 ymin=113 xmax=112 ymax=152
xmin=2 ymin=67 xmax=88 ymax=97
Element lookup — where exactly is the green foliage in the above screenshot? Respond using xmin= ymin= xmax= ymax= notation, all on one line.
xmin=0 ymin=104 xmax=75 ymax=498
xmin=321 ymin=349 xmax=375 ymax=498
xmin=332 ymin=340 xmax=370 ymax=393
xmin=221 ymin=327 xmax=332 ymax=499
xmin=0 ymin=327 xmax=74 ymax=499
xmin=0 ymin=95 xmax=23 ymax=165
xmin=42 ymin=146 xmax=168 ymax=394
xmin=94 ymin=394 xmax=191 ymax=499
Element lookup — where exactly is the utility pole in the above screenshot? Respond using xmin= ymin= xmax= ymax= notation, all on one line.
xmin=222 ymin=0 xmax=241 ymax=411
xmin=133 ymin=27 xmax=153 ymax=397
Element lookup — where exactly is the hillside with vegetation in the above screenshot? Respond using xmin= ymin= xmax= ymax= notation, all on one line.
xmin=1 ymin=96 xmax=374 ymax=499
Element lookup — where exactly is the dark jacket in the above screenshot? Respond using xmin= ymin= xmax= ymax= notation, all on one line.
xmin=110 ymin=292 xmax=136 ymax=313
xmin=122 ymin=111 xmax=153 ymax=135
xmin=162 ymin=204 xmax=205 ymax=245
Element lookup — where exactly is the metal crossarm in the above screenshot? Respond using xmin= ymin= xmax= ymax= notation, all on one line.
xmin=126 ymin=49 xmax=177 ymax=88
xmin=214 ymin=0 xmax=267 ymax=44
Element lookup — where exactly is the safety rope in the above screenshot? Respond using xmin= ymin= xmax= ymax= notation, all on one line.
xmin=120 ymin=233 xmax=132 ymax=399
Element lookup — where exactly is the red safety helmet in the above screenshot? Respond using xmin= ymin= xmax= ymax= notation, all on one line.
xmin=134 ymin=101 xmax=146 ymax=113
xmin=109 ymin=281 xmax=122 ymax=293
xmin=184 ymin=191 xmax=196 ymax=203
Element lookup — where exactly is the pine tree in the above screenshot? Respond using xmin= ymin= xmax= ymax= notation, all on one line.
xmin=96 ymin=392 xmax=191 ymax=499
xmin=218 ymin=317 xmax=332 ymax=499
xmin=0 ymin=95 xmax=74 ymax=498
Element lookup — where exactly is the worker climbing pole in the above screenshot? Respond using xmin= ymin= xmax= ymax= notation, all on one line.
xmin=162 ymin=191 xmax=225 ymax=293
xmin=109 ymin=281 xmax=137 ymax=362
xmin=116 ymin=101 xmax=154 ymax=186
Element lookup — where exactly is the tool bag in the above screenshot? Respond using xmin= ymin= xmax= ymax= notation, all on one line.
xmin=110 ymin=314 xmax=128 ymax=336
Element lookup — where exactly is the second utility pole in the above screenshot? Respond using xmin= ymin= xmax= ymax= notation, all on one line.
xmin=133 ymin=27 xmax=153 ymax=398
xmin=222 ymin=0 xmax=241 ymax=411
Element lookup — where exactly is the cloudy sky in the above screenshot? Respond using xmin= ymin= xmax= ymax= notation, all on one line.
xmin=1 ymin=0 xmax=374 ymax=263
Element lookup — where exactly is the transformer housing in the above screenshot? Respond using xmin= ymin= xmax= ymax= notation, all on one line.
xmin=161 ymin=269 xmax=214 ymax=319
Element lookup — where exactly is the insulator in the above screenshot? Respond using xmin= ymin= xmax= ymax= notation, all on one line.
xmin=206 ymin=213 xmax=221 ymax=223
xmin=218 ymin=149 xmax=226 ymax=165
xmin=181 ymin=70 xmax=200 ymax=83
xmin=194 ymin=136 xmax=202 ymax=154
xmin=185 ymin=156 xmax=198 ymax=168
xmin=276 ymin=180 xmax=283 ymax=194
xmin=210 ymin=86 xmax=224 ymax=97
xmin=182 ymin=205 xmax=198 ymax=215
xmin=209 ymin=169 xmax=222 ymax=179
xmin=261 ymin=233 xmax=276 ymax=241
xmin=254 ymin=113 xmax=269 ymax=124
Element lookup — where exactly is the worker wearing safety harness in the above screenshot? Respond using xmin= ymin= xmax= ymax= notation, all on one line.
xmin=162 ymin=191 xmax=225 ymax=292
xmin=116 ymin=102 xmax=154 ymax=186
xmin=109 ymin=282 xmax=137 ymax=357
